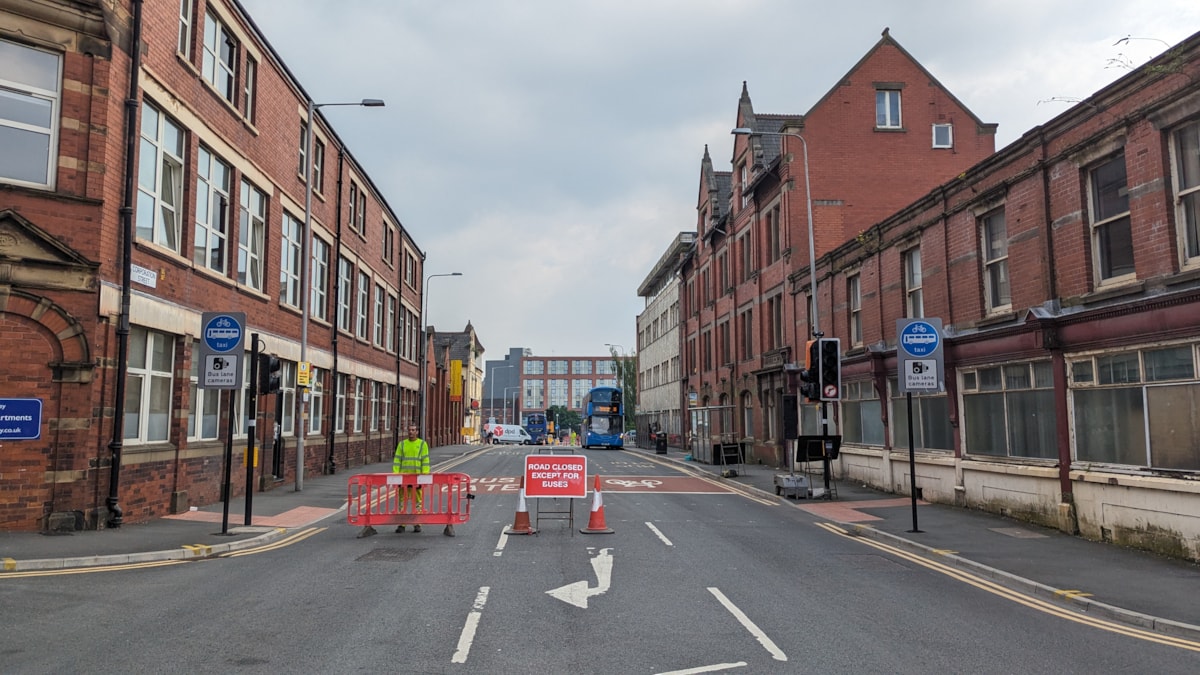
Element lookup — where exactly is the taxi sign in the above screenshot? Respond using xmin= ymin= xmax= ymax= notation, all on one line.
xmin=896 ymin=318 xmax=944 ymax=393
xmin=198 ymin=311 xmax=245 ymax=389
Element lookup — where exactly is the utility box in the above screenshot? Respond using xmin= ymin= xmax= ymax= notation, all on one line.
xmin=774 ymin=474 xmax=809 ymax=499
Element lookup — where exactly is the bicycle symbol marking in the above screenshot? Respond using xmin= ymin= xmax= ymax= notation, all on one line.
xmin=606 ymin=479 xmax=663 ymax=489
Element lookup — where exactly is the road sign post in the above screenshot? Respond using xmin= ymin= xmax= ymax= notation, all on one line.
xmin=896 ymin=318 xmax=944 ymax=533
xmin=199 ymin=312 xmax=246 ymax=535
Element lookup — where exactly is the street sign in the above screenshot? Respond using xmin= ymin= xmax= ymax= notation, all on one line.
xmin=0 ymin=398 xmax=43 ymax=440
xmin=297 ymin=361 xmax=311 ymax=387
xmin=524 ymin=454 xmax=588 ymax=498
xmin=896 ymin=318 xmax=944 ymax=394
xmin=198 ymin=312 xmax=245 ymax=389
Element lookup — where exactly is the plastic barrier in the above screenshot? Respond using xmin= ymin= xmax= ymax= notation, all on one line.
xmin=347 ymin=472 xmax=472 ymax=527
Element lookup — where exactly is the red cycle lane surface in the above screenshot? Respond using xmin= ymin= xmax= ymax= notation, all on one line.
xmin=467 ymin=475 xmax=732 ymax=494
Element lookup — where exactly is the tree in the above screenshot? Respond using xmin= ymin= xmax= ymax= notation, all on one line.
xmin=608 ymin=346 xmax=638 ymax=431
xmin=548 ymin=405 xmax=581 ymax=434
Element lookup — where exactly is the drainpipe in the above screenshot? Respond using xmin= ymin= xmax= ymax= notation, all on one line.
xmin=106 ymin=0 xmax=145 ymax=528
xmin=326 ymin=149 xmax=345 ymax=475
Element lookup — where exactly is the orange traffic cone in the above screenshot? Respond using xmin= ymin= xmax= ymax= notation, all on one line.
xmin=505 ymin=476 xmax=537 ymax=535
xmin=580 ymin=474 xmax=614 ymax=534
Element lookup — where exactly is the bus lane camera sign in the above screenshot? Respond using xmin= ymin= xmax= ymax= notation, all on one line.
xmin=524 ymin=454 xmax=588 ymax=499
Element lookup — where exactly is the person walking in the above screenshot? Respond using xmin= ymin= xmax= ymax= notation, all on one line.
xmin=392 ymin=424 xmax=455 ymax=536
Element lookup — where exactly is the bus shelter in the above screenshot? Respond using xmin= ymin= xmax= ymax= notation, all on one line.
xmin=688 ymin=404 xmax=739 ymax=465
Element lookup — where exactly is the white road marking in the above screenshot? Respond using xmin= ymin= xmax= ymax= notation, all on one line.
xmin=494 ymin=526 xmax=509 ymax=557
xmin=656 ymin=663 xmax=747 ymax=674
xmin=546 ymin=547 xmax=613 ymax=609
xmin=451 ymin=586 xmax=490 ymax=664
xmin=707 ymin=587 xmax=787 ymax=662
xmin=645 ymin=521 xmax=673 ymax=546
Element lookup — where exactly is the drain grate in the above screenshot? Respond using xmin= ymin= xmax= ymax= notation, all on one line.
xmin=357 ymin=547 xmax=423 ymax=562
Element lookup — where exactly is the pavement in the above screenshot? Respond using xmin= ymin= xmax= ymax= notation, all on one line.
xmin=3 ymin=442 xmax=1199 ymax=642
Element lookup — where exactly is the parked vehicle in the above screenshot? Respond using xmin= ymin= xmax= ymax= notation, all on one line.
xmin=488 ymin=424 xmax=533 ymax=445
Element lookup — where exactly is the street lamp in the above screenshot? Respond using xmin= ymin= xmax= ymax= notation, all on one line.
xmin=297 ymin=97 xmax=384 ymax=491
xmin=418 ymin=272 xmax=463 ymax=443
xmin=503 ymin=386 xmax=521 ymax=424
xmin=731 ymin=127 xmax=819 ymax=336
xmin=488 ymin=364 xmax=514 ymax=424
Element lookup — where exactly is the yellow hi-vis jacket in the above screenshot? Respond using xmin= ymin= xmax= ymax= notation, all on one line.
xmin=393 ymin=438 xmax=430 ymax=474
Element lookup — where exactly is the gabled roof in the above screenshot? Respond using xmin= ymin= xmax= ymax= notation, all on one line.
xmin=805 ymin=27 xmax=995 ymax=132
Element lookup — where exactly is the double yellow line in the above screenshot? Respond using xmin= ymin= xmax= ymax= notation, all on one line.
xmin=814 ymin=522 xmax=1200 ymax=652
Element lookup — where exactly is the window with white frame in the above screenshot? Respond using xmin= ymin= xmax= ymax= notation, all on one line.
xmin=404 ymin=251 xmax=415 ymax=287
xmin=356 ymin=271 xmax=370 ymax=339
xmin=741 ymin=391 xmax=754 ymax=439
xmin=932 ymin=123 xmax=953 ymax=149
xmin=188 ymin=341 xmax=218 ymax=440
xmin=335 ymin=373 xmax=347 ymax=433
xmin=596 ymin=360 xmax=615 ymax=375
xmin=841 ymin=380 xmax=881 ymax=445
xmin=903 ymin=247 xmax=923 ymax=317
xmin=237 ymin=179 xmax=266 ymax=290
xmin=387 ymin=294 xmax=397 ymax=352
xmin=373 ymin=284 xmax=385 ymax=346
xmin=764 ymin=393 xmax=777 ymax=442
xmin=297 ymin=123 xmax=307 ymax=178
xmin=548 ymin=360 xmax=568 ymax=375
xmin=0 ymin=39 xmax=61 ymax=189
xmin=355 ymin=188 xmax=367 ymax=235
xmin=370 ymin=381 xmax=381 ymax=432
xmin=348 ymin=182 xmax=358 ymax=231
xmin=280 ymin=212 xmax=302 ymax=307
xmin=848 ymin=274 xmax=862 ymax=346
xmin=125 ymin=327 xmax=175 ymax=443
xmin=548 ymin=379 xmax=568 ymax=407
xmin=1172 ymin=121 xmax=1200 ymax=263
xmin=383 ymin=220 xmax=395 ymax=266
xmin=888 ymin=378 xmax=953 ymax=451
xmin=1089 ymin=153 xmax=1135 ymax=282
xmin=525 ymin=380 xmax=545 ymax=409
xmin=980 ymin=208 xmax=1011 ymax=312
xmin=312 ymin=137 xmax=325 ymax=194
xmin=571 ymin=379 xmax=591 ymax=408
xmin=280 ymin=361 xmax=296 ymax=436
xmin=310 ymin=237 xmax=330 ymax=321
xmin=524 ymin=360 xmax=544 ymax=375
xmin=876 ymin=89 xmax=902 ymax=129
xmin=337 ymin=256 xmax=353 ymax=331
xmin=178 ymin=0 xmax=193 ymax=58
xmin=383 ymin=384 xmax=393 ymax=431
xmin=242 ymin=56 xmax=256 ymax=123
xmin=1071 ymin=344 xmax=1198 ymax=470
xmin=572 ymin=360 xmax=592 ymax=374
xmin=308 ymin=368 xmax=324 ymax=434
xmin=136 ymin=102 xmax=184 ymax=251
xmin=739 ymin=161 xmax=749 ymax=208
xmin=353 ymin=378 xmax=364 ymax=433
xmin=202 ymin=9 xmax=236 ymax=102
xmin=962 ymin=361 xmax=1056 ymax=459
xmin=194 ymin=147 xmax=231 ymax=273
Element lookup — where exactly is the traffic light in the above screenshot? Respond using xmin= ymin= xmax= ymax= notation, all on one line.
xmin=800 ymin=340 xmax=819 ymax=402
xmin=817 ymin=338 xmax=841 ymax=402
xmin=258 ymin=354 xmax=281 ymax=394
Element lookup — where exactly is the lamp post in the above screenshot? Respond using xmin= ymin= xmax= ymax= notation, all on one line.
xmin=418 ymin=272 xmax=462 ymax=443
xmin=605 ymin=343 xmax=628 ymax=431
xmin=297 ymin=97 xmax=384 ymax=492
xmin=732 ymin=126 xmax=831 ymax=496
xmin=503 ymin=386 xmax=521 ymax=424
xmin=731 ymin=127 xmax=818 ymax=336
xmin=488 ymin=364 xmax=514 ymax=424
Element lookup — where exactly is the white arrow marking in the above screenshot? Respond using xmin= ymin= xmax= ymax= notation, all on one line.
xmin=546 ymin=547 xmax=613 ymax=608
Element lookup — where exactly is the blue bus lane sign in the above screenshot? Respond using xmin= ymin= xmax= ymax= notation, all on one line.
xmin=0 ymin=398 xmax=43 ymax=440
xmin=198 ymin=312 xmax=246 ymax=389
xmin=896 ymin=318 xmax=944 ymax=394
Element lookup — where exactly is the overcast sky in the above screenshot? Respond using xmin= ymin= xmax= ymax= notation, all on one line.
xmin=239 ymin=0 xmax=1199 ymax=360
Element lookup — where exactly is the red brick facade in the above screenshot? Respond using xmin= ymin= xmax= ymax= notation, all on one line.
xmin=0 ymin=0 xmax=442 ymax=531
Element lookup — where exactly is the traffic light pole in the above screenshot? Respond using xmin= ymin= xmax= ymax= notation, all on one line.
xmin=245 ymin=334 xmax=261 ymax=526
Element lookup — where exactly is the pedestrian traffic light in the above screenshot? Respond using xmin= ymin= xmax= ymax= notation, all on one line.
xmin=817 ymin=338 xmax=841 ymax=402
xmin=258 ymin=354 xmax=281 ymax=394
xmin=800 ymin=340 xmax=820 ymax=402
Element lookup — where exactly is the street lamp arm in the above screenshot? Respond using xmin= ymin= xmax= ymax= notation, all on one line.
xmin=418 ymin=272 xmax=463 ymax=443
xmin=731 ymin=127 xmax=819 ymax=337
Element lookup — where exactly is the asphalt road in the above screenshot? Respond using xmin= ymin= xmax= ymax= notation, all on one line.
xmin=2 ymin=446 xmax=1197 ymax=673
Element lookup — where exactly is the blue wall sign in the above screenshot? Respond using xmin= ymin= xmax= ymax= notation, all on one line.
xmin=0 ymin=398 xmax=43 ymax=440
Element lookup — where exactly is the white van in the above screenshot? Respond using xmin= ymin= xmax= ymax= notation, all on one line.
xmin=488 ymin=424 xmax=532 ymax=445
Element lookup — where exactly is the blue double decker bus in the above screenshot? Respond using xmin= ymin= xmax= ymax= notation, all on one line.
xmin=581 ymin=386 xmax=624 ymax=449
xmin=524 ymin=412 xmax=548 ymax=445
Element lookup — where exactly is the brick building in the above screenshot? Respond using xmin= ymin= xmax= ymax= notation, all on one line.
xmin=681 ymin=30 xmax=995 ymax=465
xmin=482 ymin=350 xmax=622 ymax=429
xmin=0 ymin=0 xmax=440 ymax=531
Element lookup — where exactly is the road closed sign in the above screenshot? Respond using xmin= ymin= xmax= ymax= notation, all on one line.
xmin=524 ymin=454 xmax=588 ymax=498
